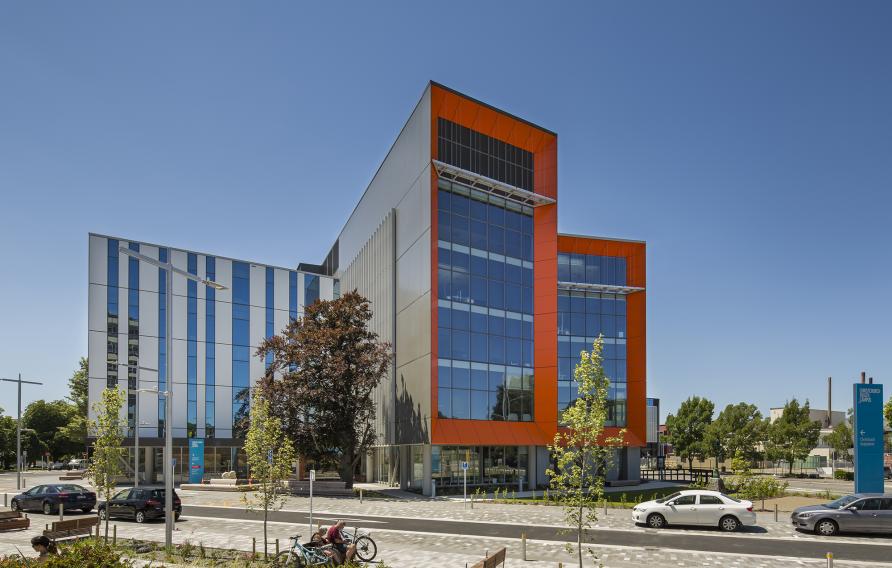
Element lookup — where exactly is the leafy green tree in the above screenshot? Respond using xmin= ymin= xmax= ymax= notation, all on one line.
xmin=765 ymin=399 xmax=821 ymax=475
xmin=57 ymin=358 xmax=89 ymax=456
xmin=87 ymin=388 xmax=126 ymax=541
xmin=0 ymin=409 xmax=17 ymax=469
xmin=665 ymin=396 xmax=714 ymax=471
xmin=706 ymin=403 xmax=765 ymax=465
xmin=824 ymin=421 xmax=853 ymax=466
xmin=547 ymin=337 xmax=624 ymax=568
xmin=259 ymin=291 xmax=391 ymax=487
xmin=22 ymin=399 xmax=79 ymax=462
xmin=885 ymin=398 xmax=892 ymax=431
xmin=242 ymin=388 xmax=296 ymax=560
xmin=20 ymin=427 xmax=45 ymax=467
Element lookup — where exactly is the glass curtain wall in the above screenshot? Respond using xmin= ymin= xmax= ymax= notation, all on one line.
xmin=436 ymin=178 xmax=534 ymax=421
xmin=557 ymin=290 xmax=627 ymax=427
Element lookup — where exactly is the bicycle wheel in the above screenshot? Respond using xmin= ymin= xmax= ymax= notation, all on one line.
xmin=273 ymin=551 xmax=304 ymax=568
xmin=353 ymin=535 xmax=377 ymax=562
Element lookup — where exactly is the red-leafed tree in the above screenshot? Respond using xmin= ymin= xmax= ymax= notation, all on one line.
xmin=257 ymin=290 xmax=390 ymax=487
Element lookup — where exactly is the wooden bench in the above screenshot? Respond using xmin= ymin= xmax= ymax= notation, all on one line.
xmin=43 ymin=517 xmax=99 ymax=542
xmin=0 ymin=511 xmax=30 ymax=531
xmin=471 ymin=547 xmax=506 ymax=568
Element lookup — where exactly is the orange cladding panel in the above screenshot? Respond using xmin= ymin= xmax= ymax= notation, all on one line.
xmin=430 ymin=83 xmax=558 ymax=446
xmin=556 ymin=235 xmax=647 ymax=447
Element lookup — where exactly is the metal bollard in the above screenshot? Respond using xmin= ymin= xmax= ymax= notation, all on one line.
xmin=3 ymin=493 xmax=6 ymax=507
xmin=252 ymin=537 xmax=256 ymax=556
xmin=112 ymin=524 xmax=117 ymax=545
xmin=827 ymin=552 xmax=833 ymax=568
xmin=774 ymin=504 xmax=778 ymax=523
xmin=360 ymin=489 xmax=363 ymax=504
xmin=522 ymin=531 xmax=527 ymax=561
xmin=59 ymin=504 xmax=64 ymax=523
xmin=276 ymin=539 xmax=279 ymax=555
xmin=604 ymin=499 xmax=608 ymax=516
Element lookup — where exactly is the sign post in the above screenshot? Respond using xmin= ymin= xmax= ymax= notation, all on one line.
xmin=309 ymin=469 xmax=316 ymax=534
xmin=853 ymin=383 xmax=884 ymax=493
xmin=461 ymin=460 xmax=469 ymax=508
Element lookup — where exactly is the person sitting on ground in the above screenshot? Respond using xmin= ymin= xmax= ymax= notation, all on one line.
xmin=307 ymin=525 xmax=339 ymax=562
xmin=326 ymin=520 xmax=356 ymax=564
xmin=31 ymin=535 xmax=58 ymax=562
xmin=308 ymin=525 xmax=328 ymax=546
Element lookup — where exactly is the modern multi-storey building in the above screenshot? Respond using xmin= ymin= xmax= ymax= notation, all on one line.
xmin=87 ymin=235 xmax=334 ymax=481
xmin=87 ymin=81 xmax=646 ymax=493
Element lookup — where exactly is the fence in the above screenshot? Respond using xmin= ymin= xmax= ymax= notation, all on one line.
xmin=640 ymin=468 xmax=712 ymax=484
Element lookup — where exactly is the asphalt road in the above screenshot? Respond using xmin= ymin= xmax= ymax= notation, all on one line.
xmin=180 ymin=504 xmax=892 ymax=564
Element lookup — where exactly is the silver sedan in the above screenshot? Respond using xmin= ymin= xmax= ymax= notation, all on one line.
xmin=791 ymin=494 xmax=892 ymax=536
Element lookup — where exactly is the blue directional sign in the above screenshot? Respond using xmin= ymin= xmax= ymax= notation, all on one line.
xmin=853 ymin=383 xmax=884 ymax=493
xmin=189 ymin=439 xmax=205 ymax=484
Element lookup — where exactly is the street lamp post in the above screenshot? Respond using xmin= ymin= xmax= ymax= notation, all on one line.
xmin=118 ymin=246 xmax=225 ymax=549
xmin=1 ymin=375 xmax=45 ymax=490
xmin=120 ymin=363 xmax=158 ymax=487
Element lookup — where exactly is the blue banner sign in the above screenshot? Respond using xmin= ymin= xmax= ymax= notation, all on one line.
xmin=853 ymin=383 xmax=884 ymax=493
xmin=189 ymin=439 xmax=205 ymax=484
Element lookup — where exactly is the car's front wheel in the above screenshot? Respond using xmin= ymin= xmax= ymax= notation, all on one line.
xmin=647 ymin=513 xmax=667 ymax=529
xmin=98 ymin=508 xmax=108 ymax=521
xmin=719 ymin=515 xmax=740 ymax=532
xmin=815 ymin=519 xmax=838 ymax=536
xmin=135 ymin=510 xmax=146 ymax=523
xmin=9 ymin=500 xmax=20 ymax=512
xmin=42 ymin=501 xmax=54 ymax=515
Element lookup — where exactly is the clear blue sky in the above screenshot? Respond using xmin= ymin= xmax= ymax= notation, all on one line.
xmin=1 ymin=1 xmax=890 ymax=421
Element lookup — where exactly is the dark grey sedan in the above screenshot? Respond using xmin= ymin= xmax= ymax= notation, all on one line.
xmin=791 ymin=494 xmax=892 ymax=536
xmin=10 ymin=484 xmax=96 ymax=514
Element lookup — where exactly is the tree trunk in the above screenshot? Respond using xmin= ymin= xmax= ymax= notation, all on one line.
xmin=339 ymin=449 xmax=355 ymax=489
xmin=263 ymin=502 xmax=269 ymax=559
xmin=104 ymin=491 xmax=109 ymax=542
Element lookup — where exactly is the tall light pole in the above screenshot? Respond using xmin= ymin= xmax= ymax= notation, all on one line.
xmin=119 ymin=363 xmax=157 ymax=487
xmin=1 ymin=375 xmax=44 ymax=490
xmin=118 ymin=246 xmax=225 ymax=549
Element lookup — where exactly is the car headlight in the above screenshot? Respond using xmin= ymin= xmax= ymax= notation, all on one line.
xmin=797 ymin=512 xmax=814 ymax=518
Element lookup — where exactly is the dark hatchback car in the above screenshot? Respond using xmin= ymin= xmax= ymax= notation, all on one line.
xmin=11 ymin=484 xmax=96 ymax=514
xmin=98 ymin=487 xmax=182 ymax=523
xmin=792 ymin=494 xmax=892 ymax=536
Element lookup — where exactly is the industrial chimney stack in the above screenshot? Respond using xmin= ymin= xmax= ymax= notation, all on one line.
xmin=826 ymin=376 xmax=832 ymax=428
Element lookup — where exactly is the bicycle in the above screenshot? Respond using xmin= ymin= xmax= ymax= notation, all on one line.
xmin=273 ymin=535 xmax=336 ymax=567
xmin=343 ymin=527 xmax=377 ymax=562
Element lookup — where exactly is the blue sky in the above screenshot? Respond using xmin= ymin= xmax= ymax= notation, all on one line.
xmin=1 ymin=1 xmax=890 ymax=420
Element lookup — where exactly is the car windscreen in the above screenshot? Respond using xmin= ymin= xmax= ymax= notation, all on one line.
xmin=655 ymin=492 xmax=681 ymax=504
xmin=57 ymin=484 xmax=86 ymax=492
xmin=826 ymin=495 xmax=859 ymax=509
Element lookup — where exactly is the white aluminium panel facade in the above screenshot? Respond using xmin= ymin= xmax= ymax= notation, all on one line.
xmin=87 ymin=233 xmax=333 ymax=443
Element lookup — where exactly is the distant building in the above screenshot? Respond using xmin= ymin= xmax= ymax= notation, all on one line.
xmin=769 ymin=407 xmax=847 ymax=468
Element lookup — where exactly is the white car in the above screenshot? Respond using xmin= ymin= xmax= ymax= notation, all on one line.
xmin=632 ymin=489 xmax=757 ymax=532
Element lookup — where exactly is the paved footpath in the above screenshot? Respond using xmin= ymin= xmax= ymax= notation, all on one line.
xmin=3 ymin=474 xmax=892 ymax=566
xmin=1 ymin=513 xmax=887 ymax=568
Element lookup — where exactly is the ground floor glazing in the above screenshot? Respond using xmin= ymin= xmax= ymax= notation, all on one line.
xmin=367 ymin=444 xmax=641 ymax=496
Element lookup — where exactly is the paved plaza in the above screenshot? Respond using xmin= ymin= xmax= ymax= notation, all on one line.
xmin=0 ymin=512 xmax=885 ymax=567
xmin=2 ymin=473 xmax=891 ymax=566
